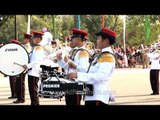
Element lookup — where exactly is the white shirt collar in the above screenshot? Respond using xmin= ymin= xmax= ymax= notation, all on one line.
xmin=78 ymin=45 xmax=86 ymax=49
xmin=101 ymin=46 xmax=113 ymax=53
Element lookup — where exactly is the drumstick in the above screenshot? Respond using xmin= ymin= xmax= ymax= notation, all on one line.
xmin=13 ymin=62 xmax=27 ymax=73
xmin=13 ymin=62 xmax=23 ymax=67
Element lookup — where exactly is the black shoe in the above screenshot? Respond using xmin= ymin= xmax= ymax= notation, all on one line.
xmin=151 ymin=93 xmax=159 ymax=95
xmin=8 ymin=96 xmax=17 ymax=99
xmin=31 ymin=102 xmax=39 ymax=106
xmin=31 ymin=104 xmax=39 ymax=106
xmin=13 ymin=99 xmax=25 ymax=103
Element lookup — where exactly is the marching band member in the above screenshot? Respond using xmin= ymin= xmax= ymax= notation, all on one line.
xmin=148 ymin=46 xmax=160 ymax=95
xmin=57 ymin=36 xmax=77 ymax=74
xmin=56 ymin=28 xmax=90 ymax=105
xmin=22 ymin=33 xmax=32 ymax=53
xmin=22 ymin=31 xmax=45 ymax=105
xmin=41 ymin=27 xmax=53 ymax=46
xmin=37 ymin=37 xmax=63 ymax=95
xmin=8 ymin=76 xmax=17 ymax=99
xmin=68 ymin=28 xmax=116 ymax=105
xmin=50 ymin=41 xmax=62 ymax=71
xmin=13 ymin=33 xmax=32 ymax=103
xmin=8 ymin=40 xmax=21 ymax=99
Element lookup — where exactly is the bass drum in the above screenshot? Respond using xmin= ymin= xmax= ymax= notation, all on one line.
xmin=0 ymin=43 xmax=29 ymax=76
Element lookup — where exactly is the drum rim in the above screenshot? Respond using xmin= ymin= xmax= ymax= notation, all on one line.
xmin=0 ymin=43 xmax=29 ymax=76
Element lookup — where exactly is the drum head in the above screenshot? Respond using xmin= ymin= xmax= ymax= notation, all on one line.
xmin=0 ymin=43 xmax=29 ymax=76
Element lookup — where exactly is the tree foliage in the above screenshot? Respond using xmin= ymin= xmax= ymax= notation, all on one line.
xmin=0 ymin=15 xmax=160 ymax=47
xmin=126 ymin=15 xmax=160 ymax=46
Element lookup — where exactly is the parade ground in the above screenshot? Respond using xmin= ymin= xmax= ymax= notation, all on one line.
xmin=0 ymin=67 xmax=160 ymax=105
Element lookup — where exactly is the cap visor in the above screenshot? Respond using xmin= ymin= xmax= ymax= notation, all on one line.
xmin=95 ymin=31 xmax=102 ymax=36
xmin=71 ymin=34 xmax=80 ymax=39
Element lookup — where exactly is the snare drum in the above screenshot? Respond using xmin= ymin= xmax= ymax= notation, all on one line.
xmin=38 ymin=76 xmax=65 ymax=99
xmin=39 ymin=75 xmax=85 ymax=99
xmin=0 ymin=43 xmax=29 ymax=76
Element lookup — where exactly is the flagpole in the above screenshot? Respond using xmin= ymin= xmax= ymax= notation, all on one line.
xmin=123 ymin=15 xmax=126 ymax=53
xmin=52 ymin=15 xmax=56 ymax=39
xmin=14 ymin=15 xmax=17 ymax=40
xmin=123 ymin=15 xmax=128 ymax=67
xmin=102 ymin=15 xmax=105 ymax=28
xmin=27 ymin=15 xmax=30 ymax=34
xmin=77 ymin=15 xmax=80 ymax=29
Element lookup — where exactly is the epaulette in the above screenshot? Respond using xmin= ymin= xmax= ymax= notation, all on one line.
xmin=97 ymin=53 xmax=114 ymax=63
xmin=92 ymin=51 xmax=115 ymax=66
xmin=70 ymin=48 xmax=92 ymax=61
xmin=35 ymin=45 xmax=43 ymax=51
xmin=87 ymin=51 xmax=116 ymax=73
xmin=78 ymin=50 xmax=89 ymax=58
xmin=25 ymin=45 xmax=31 ymax=52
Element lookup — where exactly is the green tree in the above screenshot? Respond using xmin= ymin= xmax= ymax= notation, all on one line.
xmin=126 ymin=15 xmax=160 ymax=46
xmin=80 ymin=15 xmax=123 ymax=45
xmin=0 ymin=15 xmax=54 ymax=43
xmin=61 ymin=15 xmax=74 ymax=41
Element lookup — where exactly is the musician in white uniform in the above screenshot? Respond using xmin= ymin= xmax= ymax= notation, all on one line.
xmin=68 ymin=28 xmax=116 ymax=105
xmin=48 ymin=41 xmax=62 ymax=71
xmin=148 ymin=46 xmax=160 ymax=95
xmin=65 ymin=36 xmax=72 ymax=53
xmin=58 ymin=36 xmax=77 ymax=74
xmin=8 ymin=40 xmax=21 ymax=99
xmin=22 ymin=33 xmax=32 ymax=53
xmin=56 ymin=28 xmax=90 ymax=105
xmin=41 ymin=27 xmax=53 ymax=46
xmin=22 ymin=31 xmax=45 ymax=105
xmin=13 ymin=33 xmax=32 ymax=103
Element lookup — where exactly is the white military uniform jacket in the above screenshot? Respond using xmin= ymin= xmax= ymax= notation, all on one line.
xmin=77 ymin=46 xmax=115 ymax=104
xmin=41 ymin=32 xmax=53 ymax=46
xmin=22 ymin=43 xmax=32 ymax=54
xmin=58 ymin=46 xmax=90 ymax=74
xmin=26 ymin=44 xmax=45 ymax=77
xmin=148 ymin=50 xmax=160 ymax=70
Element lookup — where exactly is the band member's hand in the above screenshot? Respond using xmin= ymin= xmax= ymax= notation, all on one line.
xmin=22 ymin=65 xmax=28 ymax=69
xmin=68 ymin=73 xmax=77 ymax=79
xmin=68 ymin=61 xmax=77 ymax=69
xmin=56 ymin=52 xmax=62 ymax=61
xmin=154 ymin=55 xmax=160 ymax=60
xmin=64 ymin=55 xmax=69 ymax=63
